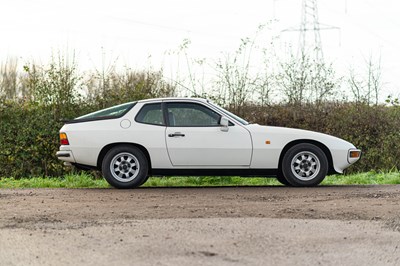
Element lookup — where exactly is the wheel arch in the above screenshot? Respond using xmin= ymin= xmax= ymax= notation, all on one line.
xmin=278 ymin=139 xmax=336 ymax=175
xmin=97 ymin=143 xmax=152 ymax=174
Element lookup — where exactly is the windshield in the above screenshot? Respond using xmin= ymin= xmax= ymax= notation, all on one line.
xmin=75 ymin=102 xmax=136 ymax=121
xmin=209 ymin=102 xmax=249 ymax=125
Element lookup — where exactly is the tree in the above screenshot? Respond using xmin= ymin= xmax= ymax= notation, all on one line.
xmin=0 ymin=57 xmax=19 ymax=100
xmin=348 ymin=53 xmax=382 ymax=105
xmin=277 ymin=49 xmax=338 ymax=105
xmin=214 ymin=25 xmax=275 ymax=113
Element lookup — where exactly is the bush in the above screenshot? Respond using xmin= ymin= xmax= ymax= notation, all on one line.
xmin=2 ymin=98 xmax=400 ymax=177
xmin=0 ymin=55 xmax=398 ymax=177
xmin=0 ymin=58 xmax=175 ymax=178
xmin=0 ymin=101 xmax=64 ymax=177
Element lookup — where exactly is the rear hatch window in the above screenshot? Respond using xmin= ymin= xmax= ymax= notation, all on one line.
xmin=67 ymin=102 xmax=136 ymax=123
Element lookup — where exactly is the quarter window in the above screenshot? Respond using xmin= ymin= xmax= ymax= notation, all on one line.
xmin=135 ymin=103 xmax=164 ymax=125
xmin=166 ymin=102 xmax=221 ymax=127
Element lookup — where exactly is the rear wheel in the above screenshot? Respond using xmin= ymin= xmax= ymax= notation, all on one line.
xmin=139 ymin=175 xmax=150 ymax=186
xmin=281 ymin=143 xmax=328 ymax=187
xmin=102 ymin=146 xmax=148 ymax=189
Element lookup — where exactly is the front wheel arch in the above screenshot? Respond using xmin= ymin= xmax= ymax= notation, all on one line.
xmin=281 ymin=143 xmax=328 ymax=186
xmin=278 ymin=140 xmax=335 ymax=176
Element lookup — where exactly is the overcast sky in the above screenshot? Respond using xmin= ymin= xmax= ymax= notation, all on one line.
xmin=1 ymin=0 xmax=399 ymax=97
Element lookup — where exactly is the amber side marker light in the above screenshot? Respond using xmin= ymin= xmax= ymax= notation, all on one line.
xmin=349 ymin=151 xmax=361 ymax=158
xmin=60 ymin=133 xmax=69 ymax=145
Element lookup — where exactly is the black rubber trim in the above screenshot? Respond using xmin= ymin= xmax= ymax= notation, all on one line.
xmin=57 ymin=153 xmax=70 ymax=158
xmin=151 ymin=168 xmax=278 ymax=177
xmin=73 ymin=163 xmax=98 ymax=171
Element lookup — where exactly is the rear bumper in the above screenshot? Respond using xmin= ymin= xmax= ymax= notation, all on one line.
xmin=56 ymin=150 xmax=76 ymax=163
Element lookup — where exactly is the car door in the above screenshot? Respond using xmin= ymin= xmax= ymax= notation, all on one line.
xmin=165 ymin=101 xmax=252 ymax=167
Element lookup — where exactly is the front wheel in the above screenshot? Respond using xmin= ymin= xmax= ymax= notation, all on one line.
xmin=281 ymin=143 xmax=328 ymax=187
xmin=276 ymin=172 xmax=292 ymax=186
xmin=102 ymin=146 xmax=149 ymax=189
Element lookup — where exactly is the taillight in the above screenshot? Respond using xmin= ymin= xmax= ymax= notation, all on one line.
xmin=60 ymin=133 xmax=69 ymax=145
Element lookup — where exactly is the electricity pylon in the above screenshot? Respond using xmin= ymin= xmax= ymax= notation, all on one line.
xmin=283 ymin=0 xmax=339 ymax=62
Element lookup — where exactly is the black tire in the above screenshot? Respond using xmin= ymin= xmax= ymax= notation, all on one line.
xmin=281 ymin=143 xmax=328 ymax=187
xmin=102 ymin=146 xmax=149 ymax=189
xmin=139 ymin=175 xmax=150 ymax=186
xmin=276 ymin=173 xmax=292 ymax=186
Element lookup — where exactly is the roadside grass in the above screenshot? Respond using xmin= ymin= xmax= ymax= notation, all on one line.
xmin=143 ymin=176 xmax=280 ymax=187
xmin=0 ymin=171 xmax=400 ymax=189
xmin=322 ymin=171 xmax=400 ymax=185
xmin=0 ymin=174 xmax=109 ymax=189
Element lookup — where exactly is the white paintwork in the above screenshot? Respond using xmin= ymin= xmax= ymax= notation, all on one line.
xmin=120 ymin=119 xmax=131 ymax=129
xmin=57 ymin=98 xmax=360 ymax=174
xmin=165 ymin=125 xmax=252 ymax=166
xmin=247 ymin=125 xmax=357 ymax=173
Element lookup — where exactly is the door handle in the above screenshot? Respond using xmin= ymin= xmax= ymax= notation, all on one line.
xmin=168 ymin=132 xmax=185 ymax=137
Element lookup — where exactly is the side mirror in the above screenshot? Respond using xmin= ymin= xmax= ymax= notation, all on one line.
xmin=220 ymin=116 xmax=229 ymax=132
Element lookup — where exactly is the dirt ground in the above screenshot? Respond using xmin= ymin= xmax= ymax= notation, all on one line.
xmin=1 ymin=185 xmax=400 ymax=265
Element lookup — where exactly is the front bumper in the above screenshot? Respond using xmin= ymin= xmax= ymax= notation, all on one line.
xmin=347 ymin=149 xmax=362 ymax=164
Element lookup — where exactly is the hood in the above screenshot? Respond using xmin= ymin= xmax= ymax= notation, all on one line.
xmin=245 ymin=124 xmax=355 ymax=149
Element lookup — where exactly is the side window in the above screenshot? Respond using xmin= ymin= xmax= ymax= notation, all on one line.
xmin=135 ymin=103 xmax=164 ymax=126
xmin=166 ymin=102 xmax=221 ymax=127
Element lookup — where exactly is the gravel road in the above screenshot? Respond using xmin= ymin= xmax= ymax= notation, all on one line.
xmin=1 ymin=185 xmax=400 ymax=265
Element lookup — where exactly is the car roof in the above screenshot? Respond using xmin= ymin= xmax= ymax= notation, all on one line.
xmin=138 ymin=97 xmax=208 ymax=104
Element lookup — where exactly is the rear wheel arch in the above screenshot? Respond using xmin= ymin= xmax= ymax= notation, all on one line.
xmin=97 ymin=143 xmax=152 ymax=174
xmin=278 ymin=139 xmax=335 ymax=176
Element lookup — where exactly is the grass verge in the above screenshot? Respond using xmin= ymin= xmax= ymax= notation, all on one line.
xmin=0 ymin=171 xmax=400 ymax=189
xmin=0 ymin=174 xmax=109 ymax=189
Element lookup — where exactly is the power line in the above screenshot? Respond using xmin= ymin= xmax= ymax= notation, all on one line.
xmin=106 ymin=16 xmax=243 ymax=40
xmin=282 ymin=0 xmax=339 ymax=61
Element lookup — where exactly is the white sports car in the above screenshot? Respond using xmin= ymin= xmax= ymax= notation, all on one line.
xmin=57 ymin=98 xmax=361 ymax=188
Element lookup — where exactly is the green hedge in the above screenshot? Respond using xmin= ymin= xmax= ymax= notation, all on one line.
xmin=1 ymin=99 xmax=399 ymax=177
xmin=241 ymin=103 xmax=400 ymax=173
xmin=0 ymin=101 xmax=85 ymax=177
xmin=0 ymin=60 xmax=176 ymax=177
